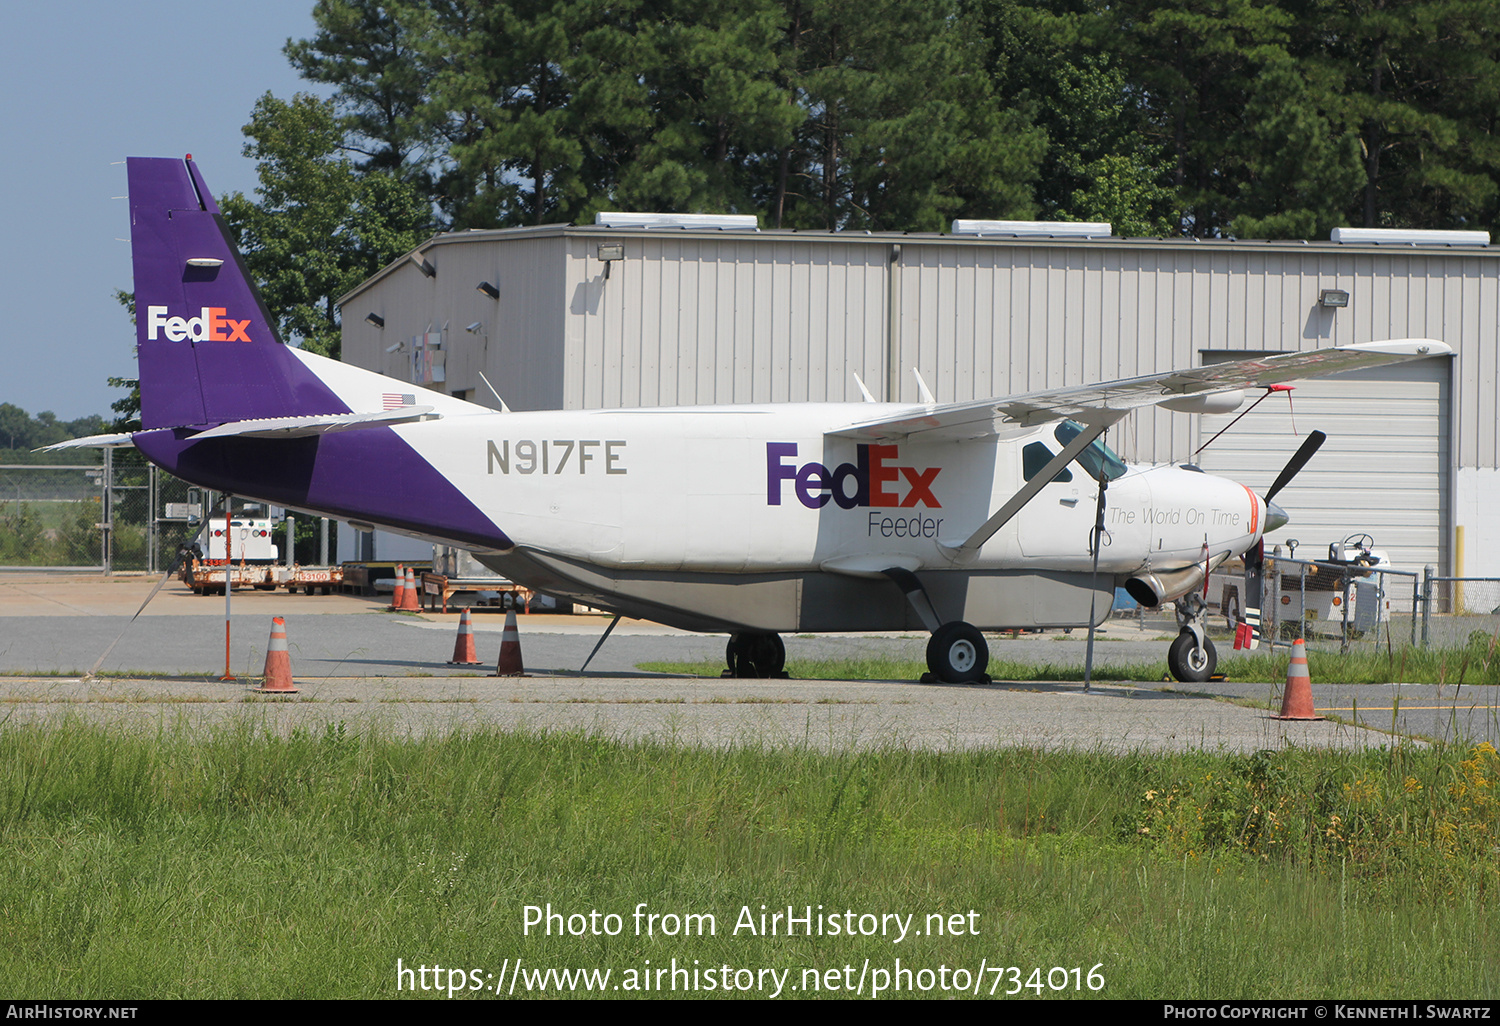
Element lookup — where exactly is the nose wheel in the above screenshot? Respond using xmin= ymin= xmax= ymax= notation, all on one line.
xmin=1167 ymin=631 xmax=1217 ymax=682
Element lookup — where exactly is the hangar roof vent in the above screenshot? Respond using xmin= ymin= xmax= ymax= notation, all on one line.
xmin=1330 ymin=227 xmax=1490 ymax=246
xmin=951 ymin=219 xmax=1113 ymax=239
xmin=595 ymin=212 xmax=759 ymax=230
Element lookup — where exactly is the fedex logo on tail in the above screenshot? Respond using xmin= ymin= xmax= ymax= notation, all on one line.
xmin=767 ymin=442 xmax=941 ymax=509
xmin=145 ymin=306 xmax=252 ymax=343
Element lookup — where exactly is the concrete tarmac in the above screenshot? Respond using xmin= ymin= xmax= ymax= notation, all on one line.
xmin=0 ymin=571 xmax=1483 ymax=752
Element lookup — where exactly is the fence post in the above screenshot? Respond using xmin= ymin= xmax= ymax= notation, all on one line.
xmin=1422 ymin=565 xmax=1435 ymax=647
xmin=102 ymin=448 xmax=113 ymax=574
xmin=1267 ymin=558 xmax=1281 ymax=651
xmin=148 ymin=464 xmax=157 ymax=574
xmin=1410 ymin=571 xmax=1419 ymax=648
xmin=1340 ymin=564 xmax=1352 ymax=655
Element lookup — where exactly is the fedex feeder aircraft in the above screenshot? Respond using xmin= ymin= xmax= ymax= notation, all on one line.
xmin=87 ymin=156 xmax=1451 ymax=683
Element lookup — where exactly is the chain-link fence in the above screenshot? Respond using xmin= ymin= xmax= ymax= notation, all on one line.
xmin=0 ymin=455 xmax=202 ymax=572
xmin=1421 ymin=572 xmax=1500 ymax=649
xmin=1179 ymin=556 xmax=1500 ymax=653
xmin=1261 ymin=557 xmax=1422 ymax=654
xmin=0 ymin=462 xmax=107 ymax=569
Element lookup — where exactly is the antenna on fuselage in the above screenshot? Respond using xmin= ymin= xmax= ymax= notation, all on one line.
xmin=478 ymin=372 xmax=512 ymax=413
xmin=911 ymin=369 xmax=936 ymax=404
xmin=852 ymin=373 xmax=878 ymax=403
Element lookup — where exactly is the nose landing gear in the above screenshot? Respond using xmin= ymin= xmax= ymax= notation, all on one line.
xmin=1168 ymin=592 xmax=1218 ymax=683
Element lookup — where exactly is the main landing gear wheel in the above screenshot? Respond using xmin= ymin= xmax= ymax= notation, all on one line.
xmin=724 ymin=632 xmax=787 ymax=678
xmin=1167 ymin=631 xmax=1217 ymax=683
xmin=926 ymin=622 xmax=990 ymax=683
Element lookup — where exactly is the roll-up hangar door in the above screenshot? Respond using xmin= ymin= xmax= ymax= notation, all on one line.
xmin=1194 ymin=355 xmax=1451 ymax=576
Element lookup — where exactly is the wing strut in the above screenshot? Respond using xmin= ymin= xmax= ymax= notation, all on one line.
xmin=939 ymin=408 xmax=1128 ymax=562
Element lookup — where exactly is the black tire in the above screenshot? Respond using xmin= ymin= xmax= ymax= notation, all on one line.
xmin=926 ymin=622 xmax=989 ymax=683
xmin=726 ymin=633 xmax=785 ymax=678
xmin=1167 ymin=632 xmax=1217 ymax=683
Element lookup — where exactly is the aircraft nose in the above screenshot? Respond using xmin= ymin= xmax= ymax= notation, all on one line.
xmin=1265 ymin=500 xmax=1289 ymax=534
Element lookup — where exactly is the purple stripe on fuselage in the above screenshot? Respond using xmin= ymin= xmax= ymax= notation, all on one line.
xmin=133 ymin=427 xmax=511 ymax=551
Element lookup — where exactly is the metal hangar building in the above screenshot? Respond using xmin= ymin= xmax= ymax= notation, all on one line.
xmin=338 ymin=218 xmax=1499 ymax=580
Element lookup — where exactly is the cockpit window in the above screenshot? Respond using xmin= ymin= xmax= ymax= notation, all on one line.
xmin=1022 ymin=442 xmax=1073 ymax=483
xmin=1053 ymin=420 xmax=1127 ymax=483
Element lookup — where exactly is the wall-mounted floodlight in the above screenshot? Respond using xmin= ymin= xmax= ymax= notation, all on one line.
xmin=465 ymin=322 xmax=484 ymax=335
xmin=1318 ymin=289 xmax=1349 ymax=308
xmin=476 ymin=281 xmax=500 ymax=300
xmin=410 ymin=252 xmax=436 ymax=278
xmin=365 ymin=312 xmax=385 ymax=328
xmin=598 ymin=243 xmax=624 ymax=279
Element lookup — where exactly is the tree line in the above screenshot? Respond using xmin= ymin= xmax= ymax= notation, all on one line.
xmin=217 ymin=0 xmax=1500 ymax=357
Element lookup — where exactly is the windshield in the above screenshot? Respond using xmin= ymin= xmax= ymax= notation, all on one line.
xmin=1053 ymin=420 xmax=1127 ymax=483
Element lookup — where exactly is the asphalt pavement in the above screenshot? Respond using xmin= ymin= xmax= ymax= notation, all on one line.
xmin=0 ymin=572 xmax=1491 ymax=752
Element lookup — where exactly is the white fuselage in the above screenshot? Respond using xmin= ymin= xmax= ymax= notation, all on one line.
xmin=402 ymin=404 xmax=1263 ymax=581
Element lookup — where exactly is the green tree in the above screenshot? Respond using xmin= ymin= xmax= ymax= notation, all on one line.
xmin=220 ymin=92 xmax=433 ymax=358
xmin=613 ymin=0 xmax=800 ymax=217
xmin=285 ymin=0 xmax=436 ymax=176
xmin=776 ymin=0 xmax=1045 ymax=231
xmin=1302 ymin=0 xmax=1500 ymax=232
xmin=1078 ymin=0 xmax=1297 ymax=237
xmin=1229 ymin=59 xmax=1364 ymax=239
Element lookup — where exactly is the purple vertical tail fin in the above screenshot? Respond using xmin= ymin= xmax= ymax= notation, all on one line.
xmin=128 ymin=156 xmax=347 ymax=429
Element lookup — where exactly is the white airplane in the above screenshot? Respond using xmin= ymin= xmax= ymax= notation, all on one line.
xmin=72 ymin=156 xmax=1451 ymax=683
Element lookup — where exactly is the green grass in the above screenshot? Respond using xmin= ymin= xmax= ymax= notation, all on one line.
xmin=2 ymin=718 xmax=1498 ymax=998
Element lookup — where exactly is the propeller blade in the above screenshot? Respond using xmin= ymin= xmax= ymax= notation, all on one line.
xmin=1264 ymin=430 xmax=1325 ymax=504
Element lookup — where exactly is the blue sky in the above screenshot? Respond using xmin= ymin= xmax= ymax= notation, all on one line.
xmin=0 ymin=1 xmax=330 ymax=422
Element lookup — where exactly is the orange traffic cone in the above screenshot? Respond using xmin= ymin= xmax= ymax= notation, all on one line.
xmin=448 ymin=607 xmax=484 ymax=665
xmin=494 ymin=609 xmax=526 ymax=677
xmin=388 ymin=564 xmax=406 ymax=611
xmin=252 ymin=616 xmax=299 ymax=694
xmin=1273 ymin=638 xmax=1319 ymax=720
xmin=399 ymin=566 xmax=422 ymax=612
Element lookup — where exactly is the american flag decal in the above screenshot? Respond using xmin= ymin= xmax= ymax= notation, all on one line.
xmin=382 ymin=393 xmax=416 ymax=410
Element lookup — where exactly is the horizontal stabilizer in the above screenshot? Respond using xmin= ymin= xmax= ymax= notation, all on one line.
xmin=37 ymin=433 xmax=137 ymax=451
xmin=187 ymin=407 xmax=437 ymax=441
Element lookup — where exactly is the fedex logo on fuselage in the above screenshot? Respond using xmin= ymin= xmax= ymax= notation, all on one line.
xmin=767 ymin=442 xmax=941 ymax=509
xmin=145 ymin=306 xmax=252 ymax=343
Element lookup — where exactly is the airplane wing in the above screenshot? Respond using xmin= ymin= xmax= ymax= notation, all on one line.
xmin=832 ymin=339 xmax=1451 ymax=441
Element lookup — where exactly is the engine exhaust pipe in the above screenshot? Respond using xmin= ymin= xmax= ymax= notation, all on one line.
xmin=1125 ymin=566 xmax=1204 ymax=608
xmin=1125 ymin=552 xmax=1232 ymax=608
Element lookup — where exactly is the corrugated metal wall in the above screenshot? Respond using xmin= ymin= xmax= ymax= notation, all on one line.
xmin=562 ymin=234 xmax=891 ymax=409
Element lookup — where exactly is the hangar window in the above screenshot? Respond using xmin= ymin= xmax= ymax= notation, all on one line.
xmin=1022 ymin=442 xmax=1073 ymax=483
